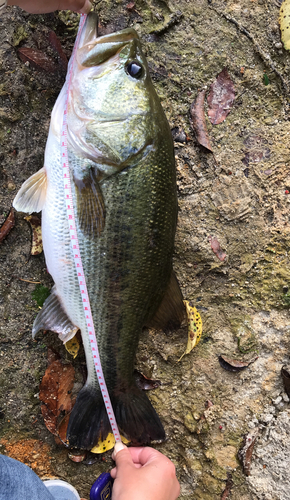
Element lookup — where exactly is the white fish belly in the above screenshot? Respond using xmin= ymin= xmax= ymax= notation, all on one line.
xmin=42 ymin=130 xmax=97 ymax=386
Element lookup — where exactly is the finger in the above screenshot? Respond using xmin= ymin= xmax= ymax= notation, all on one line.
xmin=59 ymin=0 xmax=92 ymax=13
xmin=110 ymin=466 xmax=117 ymax=479
xmin=110 ymin=460 xmax=141 ymax=480
xmin=112 ymin=447 xmax=137 ymax=474
xmin=111 ymin=441 xmax=126 ymax=461
xmin=127 ymin=446 xmax=163 ymax=466
xmin=77 ymin=0 xmax=91 ymax=13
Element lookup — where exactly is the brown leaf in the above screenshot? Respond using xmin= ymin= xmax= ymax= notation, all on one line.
xmin=209 ymin=236 xmax=226 ymax=261
xmin=207 ymin=68 xmax=235 ymax=125
xmin=190 ymin=90 xmax=213 ymax=152
xmin=41 ymin=404 xmax=57 ymax=435
xmin=281 ymin=365 xmax=290 ymax=398
xmin=238 ymin=428 xmax=259 ymax=476
xmin=39 ymin=360 xmax=75 ymax=437
xmin=221 ymin=473 xmax=233 ymax=500
xmin=48 ymin=30 xmax=68 ymax=71
xmin=18 ymin=47 xmax=58 ymax=73
xmin=56 ymin=413 xmax=71 ymax=444
xmin=0 ymin=208 xmax=15 ymax=244
xmin=133 ymin=370 xmax=161 ymax=391
xmin=24 ymin=215 xmax=42 ymax=255
xmin=218 ymin=354 xmax=258 ymax=372
xmin=242 ymin=133 xmax=271 ymax=167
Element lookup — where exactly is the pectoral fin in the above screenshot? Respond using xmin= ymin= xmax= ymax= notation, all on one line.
xmin=73 ymin=169 xmax=105 ymax=237
xmin=13 ymin=167 xmax=47 ymax=213
xmin=32 ymin=286 xmax=79 ymax=343
xmin=145 ymin=271 xmax=185 ymax=331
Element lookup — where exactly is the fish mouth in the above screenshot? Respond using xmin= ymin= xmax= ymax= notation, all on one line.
xmin=77 ymin=12 xmax=140 ymax=67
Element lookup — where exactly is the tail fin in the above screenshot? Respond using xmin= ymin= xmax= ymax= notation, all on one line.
xmin=66 ymin=385 xmax=165 ymax=450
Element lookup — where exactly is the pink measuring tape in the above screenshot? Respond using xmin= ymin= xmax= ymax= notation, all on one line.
xmin=60 ymin=13 xmax=121 ymax=445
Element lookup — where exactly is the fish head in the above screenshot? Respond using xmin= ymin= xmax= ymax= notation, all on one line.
xmin=65 ymin=12 xmax=165 ymax=172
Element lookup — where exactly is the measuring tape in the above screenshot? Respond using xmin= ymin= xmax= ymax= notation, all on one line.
xmin=60 ymin=13 xmax=121 ymax=445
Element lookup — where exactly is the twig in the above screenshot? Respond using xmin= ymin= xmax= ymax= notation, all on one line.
xmin=209 ymin=6 xmax=289 ymax=93
xmin=18 ymin=278 xmax=41 ymax=284
xmin=0 ymin=208 xmax=15 ymax=244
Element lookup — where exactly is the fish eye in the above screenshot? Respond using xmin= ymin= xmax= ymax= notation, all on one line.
xmin=126 ymin=61 xmax=143 ymax=79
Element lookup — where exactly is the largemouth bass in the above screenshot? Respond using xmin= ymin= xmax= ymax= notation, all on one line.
xmin=13 ymin=13 xmax=184 ymax=449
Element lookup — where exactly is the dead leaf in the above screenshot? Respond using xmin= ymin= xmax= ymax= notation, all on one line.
xmin=48 ymin=30 xmax=68 ymax=71
xmin=281 ymin=364 xmax=290 ymax=398
xmin=218 ymin=355 xmax=258 ymax=372
xmin=133 ymin=370 xmax=161 ymax=390
xmin=221 ymin=473 xmax=233 ymax=500
xmin=55 ymin=413 xmax=71 ymax=445
xmin=91 ymin=432 xmax=130 ymax=454
xmin=238 ymin=428 xmax=259 ymax=476
xmin=209 ymin=236 xmax=226 ymax=261
xmin=242 ymin=133 xmax=271 ymax=167
xmin=207 ymin=68 xmax=235 ymax=125
xmin=0 ymin=208 xmax=15 ymax=243
xmin=190 ymin=90 xmax=213 ymax=152
xmin=18 ymin=47 xmax=58 ymax=73
xmin=39 ymin=359 xmax=75 ymax=437
xmin=25 ymin=215 xmax=43 ymax=255
xmin=65 ymin=334 xmax=80 ymax=358
xmin=178 ymin=301 xmax=202 ymax=361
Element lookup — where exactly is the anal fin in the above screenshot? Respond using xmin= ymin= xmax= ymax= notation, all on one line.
xmin=32 ymin=286 xmax=79 ymax=343
xmin=13 ymin=167 xmax=47 ymax=213
xmin=146 ymin=271 xmax=185 ymax=331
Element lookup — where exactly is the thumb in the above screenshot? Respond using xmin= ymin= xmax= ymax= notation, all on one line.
xmin=78 ymin=0 xmax=92 ymax=14
xmin=111 ymin=443 xmax=133 ymax=479
xmin=112 ymin=443 xmax=136 ymax=470
xmin=112 ymin=441 xmax=127 ymax=461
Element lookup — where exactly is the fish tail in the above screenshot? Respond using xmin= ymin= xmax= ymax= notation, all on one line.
xmin=67 ymin=386 xmax=111 ymax=450
xmin=66 ymin=385 xmax=165 ymax=450
xmin=114 ymin=385 xmax=166 ymax=445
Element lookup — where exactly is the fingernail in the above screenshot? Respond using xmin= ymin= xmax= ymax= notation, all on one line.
xmin=112 ymin=441 xmax=126 ymax=460
xmin=79 ymin=0 xmax=92 ymax=14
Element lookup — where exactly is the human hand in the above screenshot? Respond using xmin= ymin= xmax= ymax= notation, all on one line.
xmin=110 ymin=443 xmax=180 ymax=500
xmin=6 ymin=0 xmax=92 ymax=14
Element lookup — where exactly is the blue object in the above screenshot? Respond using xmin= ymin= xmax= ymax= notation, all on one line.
xmin=90 ymin=472 xmax=114 ymax=500
xmin=0 ymin=455 xmax=55 ymax=500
